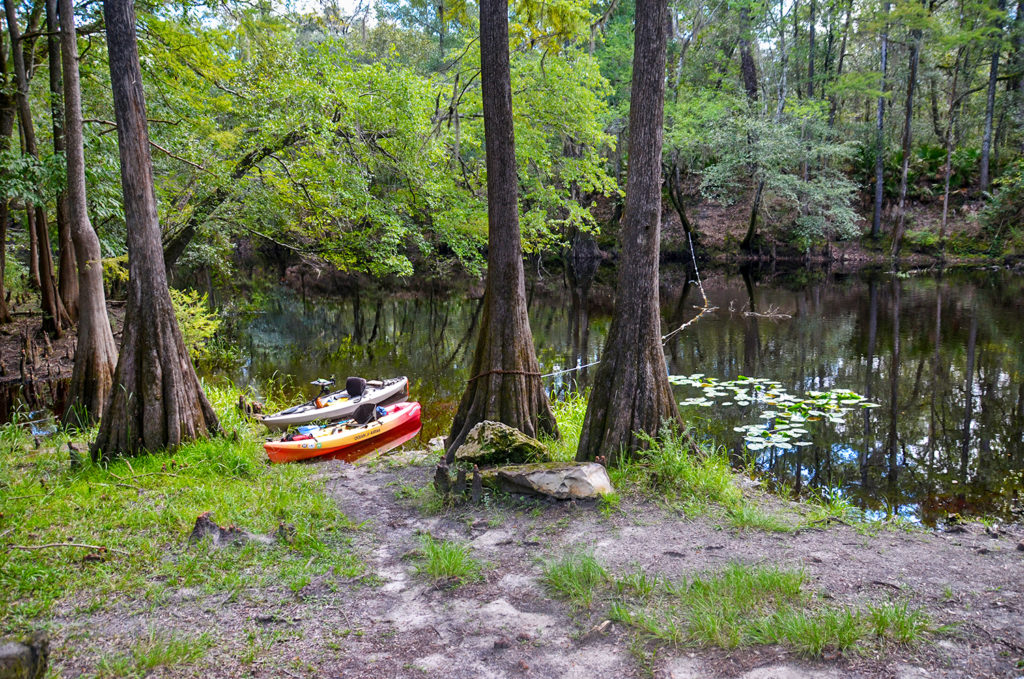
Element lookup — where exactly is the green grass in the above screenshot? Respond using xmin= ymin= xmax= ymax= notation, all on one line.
xmin=541 ymin=552 xmax=608 ymax=608
xmin=0 ymin=383 xmax=363 ymax=632
xmin=95 ymin=630 xmax=214 ymax=677
xmin=546 ymin=555 xmax=932 ymax=658
xmin=867 ymin=601 xmax=932 ymax=643
xmin=414 ymin=534 xmax=483 ymax=585
xmin=541 ymin=392 xmax=588 ymax=462
xmin=728 ymin=504 xmax=794 ymax=532
xmin=802 ymin=488 xmax=864 ymax=525
xmin=611 ymin=428 xmax=742 ymax=512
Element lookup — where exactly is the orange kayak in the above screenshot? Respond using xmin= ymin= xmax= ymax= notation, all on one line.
xmin=265 ymin=402 xmax=422 ymax=463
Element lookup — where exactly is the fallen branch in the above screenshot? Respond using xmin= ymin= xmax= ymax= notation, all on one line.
xmin=5 ymin=542 xmax=129 ymax=556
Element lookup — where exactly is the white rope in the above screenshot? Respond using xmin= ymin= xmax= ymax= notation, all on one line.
xmin=544 ymin=228 xmax=715 ymax=381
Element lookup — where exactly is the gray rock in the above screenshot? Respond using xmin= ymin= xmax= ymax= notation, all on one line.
xmin=485 ymin=462 xmax=613 ymax=499
xmin=453 ymin=421 xmax=550 ymax=466
xmin=0 ymin=633 xmax=48 ymax=679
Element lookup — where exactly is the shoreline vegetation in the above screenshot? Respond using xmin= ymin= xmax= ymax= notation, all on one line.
xmin=1 ymin=384 xmax=1021 ymax=676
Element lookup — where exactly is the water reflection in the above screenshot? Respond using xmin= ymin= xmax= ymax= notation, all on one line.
xmin=225 ymin=265 xmax=1024 ymax=525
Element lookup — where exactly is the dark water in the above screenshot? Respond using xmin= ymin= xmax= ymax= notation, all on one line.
xmin=221 ymin=265 xmax=1023 ymax=526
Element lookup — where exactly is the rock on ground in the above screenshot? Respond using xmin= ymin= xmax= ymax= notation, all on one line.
xmin=452 ymin=421 xmax=550 ymax=466
xmin=0 ymin=633 xmax=48 ymax=679
xmin=485 ymin=462 xmax=614 ymax=499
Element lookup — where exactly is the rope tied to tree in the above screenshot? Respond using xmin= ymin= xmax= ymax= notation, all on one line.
xmin=467 ymin=368 xmax=543 ymax=383
xmin=469 ymin=230 xmax=717 ymax=384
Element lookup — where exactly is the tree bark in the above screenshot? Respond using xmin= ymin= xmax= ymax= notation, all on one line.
xmin=979 ymin=0 xmax=1004 ymax=192
xmin=92 ymin=0 xmax=219 ymax=459
xmin=739 ymin=6 xmax=759 ymax=102
xmin=827 ymin=0 xmax=852 ymax=126
xmin=4 ymin=0 xmax=70 ymax=336
xmin=871 ymin=0 xmax=889 ymax=239
xmin=808 ymin=0 xmax=816 ymax=98
xmin=890 ymin=21 xmax=922 ymax=258
xmin=60 ymin=0 xmax=117 ymax=425
xmin=576 ymin=0 xmax=679 ymax=464
xmin=443 ymin=0 xmax=556 ymax=459
xmin=47 ymin=0 xmax=77 ymax=320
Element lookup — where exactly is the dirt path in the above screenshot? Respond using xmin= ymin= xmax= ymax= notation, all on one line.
xmin=48 ymin=451 xmax=1024 ymax=678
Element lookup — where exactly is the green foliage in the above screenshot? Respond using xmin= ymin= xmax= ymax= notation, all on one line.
xmin=982 ymin=159 xmax=1024 ymax=251
xmin=0 ymin=383 xmax=361 ymax=630
xmin=700 ymin=102 xmax=860 ymax=250
xmin=169 ymin=288 xmax=225 ymax=365
xmin=0 ymin=148 xmax=66 ymax=205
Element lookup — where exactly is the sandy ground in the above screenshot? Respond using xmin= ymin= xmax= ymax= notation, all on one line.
xmin=45 ymin=449 xmax=1024 ymax=679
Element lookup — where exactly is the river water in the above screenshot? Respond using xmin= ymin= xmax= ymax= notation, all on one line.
xmin=223 ymin=264 xmax=1023 ymax=526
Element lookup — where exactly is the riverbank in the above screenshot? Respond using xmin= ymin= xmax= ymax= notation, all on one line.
xmin=3 ymin=427 xmax=1021 ymax=678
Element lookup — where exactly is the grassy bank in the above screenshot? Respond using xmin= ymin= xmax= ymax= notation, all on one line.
xmin=0 ymin=385 xmax=362 ymax=633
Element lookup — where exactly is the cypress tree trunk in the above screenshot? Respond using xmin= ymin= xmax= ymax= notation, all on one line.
xmin=444 ymin=0 xmax=557 ymax=458
xmin=47 ymin=0 xmax=77 ymax=320
xmin=92 ymin=0 xmax=219 ymax=458
xmin=4 ymin=0 xmax=70 ymax=337
xmin=576 ymin=0 xmax=679 ymax=464
xmin=60 ymin=0 xmax=117 ymax=425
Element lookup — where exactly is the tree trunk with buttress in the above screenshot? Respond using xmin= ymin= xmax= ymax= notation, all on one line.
xmin=47 ymin=0 xmax=77 ymax=320
xmin=4 ymin=0 xmax=70 ymax=337
xmin=443 ymin=0 xmax=557 ymax=459
xmin=576 ymin=0 xmax=679 ymax=464
xmin=60 ymin=0 xmax=116 ymax=425
xmin=92 ymin=0 xmax=219 ymax=459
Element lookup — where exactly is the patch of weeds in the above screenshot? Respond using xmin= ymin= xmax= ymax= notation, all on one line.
xmin=413 ymin=534 xmax=483 ymax=585
xmin=540 ymin=392 xmax=588 ymax=463
xmin=613 ymin=568 xmax=659 ymax=600
xmin=96 ymin=630 xmax=213 ymax=677
xmin=598 ymin=491 xmax=621 ymax=517
xmin=803 ymin=488 xmax=864 ymax=525
xmin=749 ymin=606 xmax=866 ymax=657
xmin=867 ymin=601 xmax=931 ymax=643
xmin=611 ymin=427 xmax=742 ymax=510
xmin=727 ymin=505 xmax=794 ymax=532
xmin=542 ymin=552 xmax=608 ymax=608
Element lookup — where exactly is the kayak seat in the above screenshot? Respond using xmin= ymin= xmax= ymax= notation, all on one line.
xmin=353 ymin=402 xmax=376 ymax=424
xmin=346 ymin=376 xmax=367 ymax=398
xmin=353 ymin=403 xmax=389 ymax=425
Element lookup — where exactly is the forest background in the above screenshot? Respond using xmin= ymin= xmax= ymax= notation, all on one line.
xmin=3 ymin=0 xmax=1024 ymax=304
